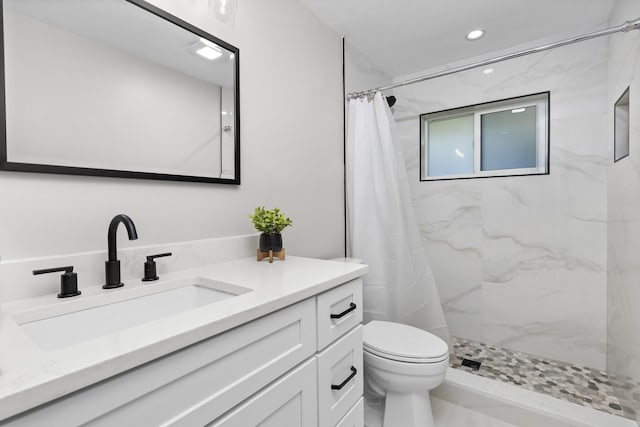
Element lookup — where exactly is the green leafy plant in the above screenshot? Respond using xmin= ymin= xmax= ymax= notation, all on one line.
xmin=249 ymin=206 xmax=293 ymax=234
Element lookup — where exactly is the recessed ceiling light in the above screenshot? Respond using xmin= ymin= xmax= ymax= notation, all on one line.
xmin=483 ymin=68 xmax=494 ymax=74
xmin=188 ymin=38 xmax=223 ymax=61
xmin=466 ymin=29 xmax=485 ymax=41
xmin=511 ymin=108 xmax=526 ymax=113
xmin=196 ymin=46 xmax=222 ymax=60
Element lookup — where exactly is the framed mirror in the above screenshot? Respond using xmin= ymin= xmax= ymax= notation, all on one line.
xmin=0 ymin=0 xmax=240 ymax=184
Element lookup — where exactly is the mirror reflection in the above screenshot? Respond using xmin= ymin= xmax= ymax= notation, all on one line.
xmin=2 ymin=0 xmax=240 ymax=183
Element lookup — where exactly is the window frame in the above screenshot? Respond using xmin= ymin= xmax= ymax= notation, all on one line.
xmin=419 ymin=92 xmax=550 ymax=181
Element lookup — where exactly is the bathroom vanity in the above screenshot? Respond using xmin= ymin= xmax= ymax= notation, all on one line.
xmin=0 ymin=255 xmax=367 ymax=426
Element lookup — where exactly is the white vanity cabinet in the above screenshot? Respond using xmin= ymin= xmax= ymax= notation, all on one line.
xmin=211 ymin=358 xmax=319 ymax=426
xmin=1 ymin=278 xmax=364 ymax=427
xmin=213 ymin=277 xmax=364 ymax=427
xmin=315 ymin=278 xmax=364 ymax=427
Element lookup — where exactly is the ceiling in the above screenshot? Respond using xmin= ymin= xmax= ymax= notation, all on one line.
xmin=298 ymin=0 xmax=616 ymax=78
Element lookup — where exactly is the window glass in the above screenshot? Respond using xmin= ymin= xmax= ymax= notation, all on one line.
xmin=427 ymin=115 xmax=474 ymax=176
xmin=480 ymin=106 xmax=537 ymax=171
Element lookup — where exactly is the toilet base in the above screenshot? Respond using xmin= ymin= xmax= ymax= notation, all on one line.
xmin=383 ymin=390 xmax=434 ymax=427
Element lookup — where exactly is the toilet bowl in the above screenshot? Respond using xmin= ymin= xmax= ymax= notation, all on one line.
xmin=363 ymin=321 xmax=449 ymax=427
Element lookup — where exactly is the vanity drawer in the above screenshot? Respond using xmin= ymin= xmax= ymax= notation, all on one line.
xmin=335 ymin=397 xmax=364 ymax=427
xmin=316 ymin=325 xmax=363 ymax=427
xmin=317 ymin=279 xmax=362 ymax=350
xmin=210 ymin=358 xmax=318 ymax=427
xmin=2 ymin=298 xmax=316 ymax=427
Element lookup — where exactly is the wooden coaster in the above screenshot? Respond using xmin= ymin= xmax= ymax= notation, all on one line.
xmin=257 ymin=248 xmax=286 ymax=263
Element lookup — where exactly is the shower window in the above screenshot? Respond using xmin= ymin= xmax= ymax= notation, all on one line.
xmin=420 ymin=92 xmax=549 ymax=180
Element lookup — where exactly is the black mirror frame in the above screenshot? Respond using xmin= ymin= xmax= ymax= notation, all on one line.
xmin=0 ymin=0 xmax=241 ymax=185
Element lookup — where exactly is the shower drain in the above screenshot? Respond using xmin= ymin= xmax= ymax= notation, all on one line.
xmin=461 ymin=358 xmax=482 ymax=370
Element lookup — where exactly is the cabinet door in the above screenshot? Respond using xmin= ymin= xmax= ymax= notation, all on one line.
xmin=210 ymin=358 xmax=318 ymax=427
xmin=335 ymin=397 xmax=364 ymax=427
xmin=316 ymin=326 xmax=363 ymax=427
xmin=317 ymin=279 xmax=363 ymax=351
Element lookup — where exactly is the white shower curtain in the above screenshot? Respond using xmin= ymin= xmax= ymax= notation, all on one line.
xmin=346 ymin=92 xmax=451 ymax=346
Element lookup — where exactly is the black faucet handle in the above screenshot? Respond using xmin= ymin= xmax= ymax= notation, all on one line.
xmin=142 ymin=253 xmax=172 ymax=282
xmin=33 ymin=266 xmax=74 ymax=275
xmin=33 ymin=266 xmax=81 ymax=298
xmin=146 ymin=252 xmax=172 ymax=262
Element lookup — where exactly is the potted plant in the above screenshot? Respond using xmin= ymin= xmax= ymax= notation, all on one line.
xmin=249 ymin=206 xmax=293 ymax=253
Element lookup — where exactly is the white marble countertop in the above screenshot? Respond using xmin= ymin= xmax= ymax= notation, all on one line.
xmin=0 ymin=256 xmax=368 ymax=420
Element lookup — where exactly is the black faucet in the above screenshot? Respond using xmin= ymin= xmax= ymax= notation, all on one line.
xmin=104 ymin=214 xmax=138 ymax=289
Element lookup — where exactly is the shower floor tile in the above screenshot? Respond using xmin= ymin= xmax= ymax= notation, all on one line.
xmin=450 ymin=336 xmax=639 ymax=420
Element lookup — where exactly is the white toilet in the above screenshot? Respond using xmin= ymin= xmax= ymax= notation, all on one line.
xmin=363 ymin=321 xmax=449 ymax=427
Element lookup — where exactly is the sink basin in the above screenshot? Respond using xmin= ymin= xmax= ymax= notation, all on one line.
xmin=14 ymin=277 xmax=251 ymax=351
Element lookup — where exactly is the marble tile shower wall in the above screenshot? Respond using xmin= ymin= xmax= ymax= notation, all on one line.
xmin=393 ymin=39 xmax=609 ymax=370
xmin=607 ymin=0 xmax=640 ymax=422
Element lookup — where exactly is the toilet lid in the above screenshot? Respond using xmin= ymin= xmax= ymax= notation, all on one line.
xmin=363 ymin=321 xmax=449 ymax=362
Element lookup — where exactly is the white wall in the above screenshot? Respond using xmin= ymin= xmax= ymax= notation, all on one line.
xmin=394 ymin=39 xmax=610 ymax=370
xmin=0 ymin=0 xmax=345 ymax=261
xmin=606 ymin=0 xmax=640 ymax=421
xmin=344 ymin=40 xmax=392 ymax=95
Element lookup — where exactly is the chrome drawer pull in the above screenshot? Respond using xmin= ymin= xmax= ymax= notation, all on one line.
xmin=330 ymin=302 xmax=356 ymax=319
xmin=331 ymin=366 xmax=357 ymax=390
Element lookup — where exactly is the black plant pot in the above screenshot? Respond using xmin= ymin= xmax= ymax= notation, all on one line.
xmin=259 ymin=233 xmax=283 ymax=252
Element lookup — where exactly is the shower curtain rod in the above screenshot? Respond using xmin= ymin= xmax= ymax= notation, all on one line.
xmin=347 ymin=17 xmax=640 ymax=100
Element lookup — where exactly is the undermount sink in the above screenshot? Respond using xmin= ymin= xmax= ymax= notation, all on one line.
xmin=14 ymin=277 xmax=251 ymax=351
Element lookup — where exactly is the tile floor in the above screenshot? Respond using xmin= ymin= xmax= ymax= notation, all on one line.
xmin=450 ymin=337 xmax=639 ymax=420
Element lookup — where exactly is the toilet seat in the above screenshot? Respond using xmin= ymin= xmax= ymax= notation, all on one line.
xmin=364 ymin=345 xmax=448 ymax=363
xmin=363 ymin=321 xmax=449 ymax=363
